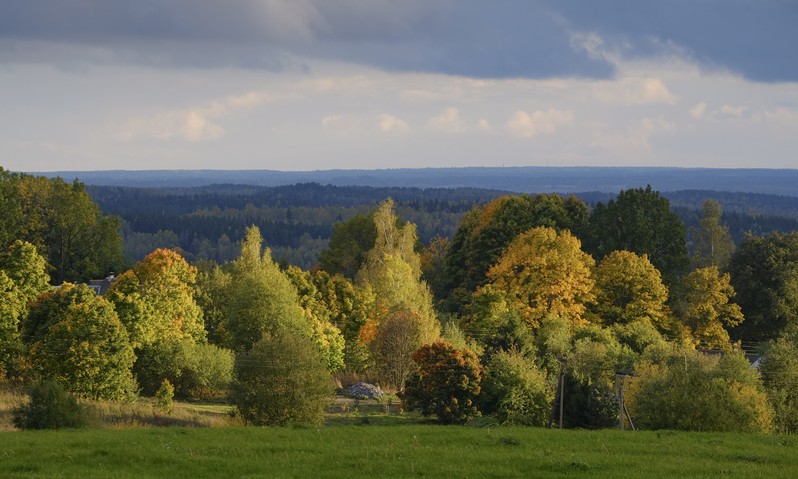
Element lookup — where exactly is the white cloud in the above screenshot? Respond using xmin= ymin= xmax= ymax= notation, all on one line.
xmin=377 ymin=113 xmax=409 ymax=134
xmin=506 ymin=109 xmax=573 ymax=138
xmin=478 ymin=119 xmax=492 ymax=131
xmin=117 ymin=109 xmax=224 ymax=142
xmin=594 ymin=78 xmax=677 ymax=105
xmin=116 ymin=90 xmax=272 ymax=142
xmin=690 ymin=102 xmax=707 ymax=119
xmin=719 ymin=105 xmax=747 ymax=118
xmin=426 ymin=107 xmax=467 ymax=133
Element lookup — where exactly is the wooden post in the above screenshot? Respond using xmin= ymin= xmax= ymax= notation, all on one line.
xmin=619 ymin=374 xmax=625 ymax=431
xmin=558 ymin=362 xmax=565 ymax=429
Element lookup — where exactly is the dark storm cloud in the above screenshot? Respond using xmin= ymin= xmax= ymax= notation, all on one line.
xmin=1 ymin=0 xmax=795 ymax=81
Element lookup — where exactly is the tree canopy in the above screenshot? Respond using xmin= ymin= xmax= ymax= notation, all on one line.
xmin=442 ymin=194 xmax=589 ymax=312
xmin=590 ymin=250 xmax=671 ymax=333
xmin=486 ymin=227 xmax=595 ymax=329
xmin=728 ymin=232 xmax=798 ymax=342
xmin=584 ymin=186 xmax=688 ymax=285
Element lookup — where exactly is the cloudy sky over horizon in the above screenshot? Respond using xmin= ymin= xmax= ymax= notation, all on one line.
xmin=2 ymin=1 xmax=797 ymax=172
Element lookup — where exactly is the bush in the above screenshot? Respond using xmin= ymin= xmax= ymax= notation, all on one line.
xmin=231 ymin=330 xmax=332 ymax=426
xmin=759 ymin=325 xmax=798 ymax=433
xmin=12 ymin=380 xmax=88 ymax=430
xmin=155 ymin=379 xmax=175 ymax=414
xmin=134 ymin=340 xmax=234 ymax=399
xmin=627 ymin=349 xmax=773 ymax=432
xmin=402 ymin=340 xmax=482 ymax=424
xmin=481 ymin=350 xmax=552 ymax=426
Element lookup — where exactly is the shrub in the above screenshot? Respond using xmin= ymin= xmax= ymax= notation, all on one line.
xmin=402 ymin=340 xmax=482 ymax=424
xmin=155 ymin=379 xmax=175 ymax=414
xmin=759 ymin=325 xmax=798 ymax=433
xmin=481 ymin=350 xmax=552 ymax=426
xmin=231 ymin=330 xmax=332 ymax=426
xmin=627 ymin=349 xmax=773 ymax=432
xmin=134 ymin=339 xmax=234 ymax=399
xmin=12 ymin=380 xmax=88 ymax=430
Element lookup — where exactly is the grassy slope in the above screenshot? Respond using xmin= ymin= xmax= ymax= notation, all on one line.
xmin=0 ymin=426 xmax=796 ymax=479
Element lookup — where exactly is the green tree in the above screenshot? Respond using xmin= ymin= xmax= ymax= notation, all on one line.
xmin=284 ymin=266 xmax=346 ymax=372
xmin=224 ymin=226 xmax=310 ymax=351
xmin=461 ymin=285 xmax=534 ymax=359
xmin=677 ymin=266 xmax=744 ymax=350
xmin=563 ymin=325 xmax=632 ymax=429
xmin=318 ymin=212 xmax=376 ymax=279
xmin=0 ymin=240 xmax=50 ymax=304
xmin=480 ymin=350 xmax=552 ymax=426
xmin=728 ymin=232 xmax=798 ymax=341
xmin=443 ymin=194 xmax=589 ymax=313
xmin=0 ymin=168 xmax=24 ymax=248
xmin=309 ymin=271 xmax=373 ymax=372
xmin=133 ymin=339 xmax=234 ymax=399
xmin=0 ymin=241 xmax=50 ymax=377
xmin=17 ymin=176 xmax=123 ymax=283
xmin=106 ymin=248 xmax=206 ymax=349
xmin=27 ymin=283 xmax=136 ymax=401
xmin=591 ymin=250 xmax=671 ymax=334
xmin=759 ymin=324 xmax=798 ymax=433
xmin=486 ymin=227 xmax=595 ymax=329
xmin=690 ymin=199 xmax=735 ymax=271
xmin=584 ymin=186 xmax=689 ymax=285
xmin=231 ymin=330 xmax=332 ymax=426
xmin=357 ymin=199 xmax=439 ymax=345
xmin=402 ymin=340 xmax=483 ymax=424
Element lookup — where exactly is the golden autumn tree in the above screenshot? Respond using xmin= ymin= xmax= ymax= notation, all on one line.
xmin=486 ymin=227 xmax=595 ymax=329
xmin=679 ymin=266 xmax=745 ymax=349
xmin=591 ymin=250 xmax=671 ymax=331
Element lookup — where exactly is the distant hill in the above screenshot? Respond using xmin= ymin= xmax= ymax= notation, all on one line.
xmin=33 ymin=167 xmax=798 ymax=196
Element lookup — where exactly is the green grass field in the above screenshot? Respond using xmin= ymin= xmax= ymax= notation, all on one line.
xmin=0 ymin=425 xmax=796 ymax=478
xmin=1 ymin=391 xmax=796 ymax=478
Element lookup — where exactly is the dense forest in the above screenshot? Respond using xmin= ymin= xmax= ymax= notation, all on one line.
xmin=5 ymin=167 xmax=798 ymax=433
xmin=84 ymin=183 xmax=798 ymax=269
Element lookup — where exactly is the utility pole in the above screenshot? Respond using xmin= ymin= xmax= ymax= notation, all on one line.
xmin=616 ymin=373 xmax=625 ymax=430
xmin=558 ymin=358 xmax=565 ymax=429
xmin=548 ymin=358 xmax=566 ymax=429
xmin=616 ymin=370 xmax=636 ymax=431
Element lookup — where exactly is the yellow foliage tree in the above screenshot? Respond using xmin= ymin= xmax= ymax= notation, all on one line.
xmin=487 ymin=227 xmax=595 ymax=329
xmin=107 ymin=248 xmax=206 ymax=349
xmin=591 ymin=250 xmax=671 ymax=332
xmin=680 ymin=266 xmax=745 ymax=350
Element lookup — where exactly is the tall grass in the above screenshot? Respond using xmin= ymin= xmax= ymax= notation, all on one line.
xmin=0 ymin=386 xmax=237 ymax=430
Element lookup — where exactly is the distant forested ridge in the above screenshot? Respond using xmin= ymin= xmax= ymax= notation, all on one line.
xmin=37 ymin=167 xmax=798 ymax=196
xmin=88 ymin=183 xmax=506 ymax=267
xmin=86 ymin=183 xmax=798 ymax=268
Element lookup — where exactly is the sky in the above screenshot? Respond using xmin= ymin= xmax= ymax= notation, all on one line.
xmin=2 ymin=0 xmax=797 ymax=172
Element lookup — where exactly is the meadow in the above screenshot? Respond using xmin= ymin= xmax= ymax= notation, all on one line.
xmin=1 ymin=424 xmax=796 ymax=478
xmin=2 ymin=390 xmax=797 ymax=478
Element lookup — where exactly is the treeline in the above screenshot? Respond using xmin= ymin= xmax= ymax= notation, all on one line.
xmin=88 ymin=183 xmax=798 ymax=269
xmin=5 ymin=169 xmax=798 ymax=434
